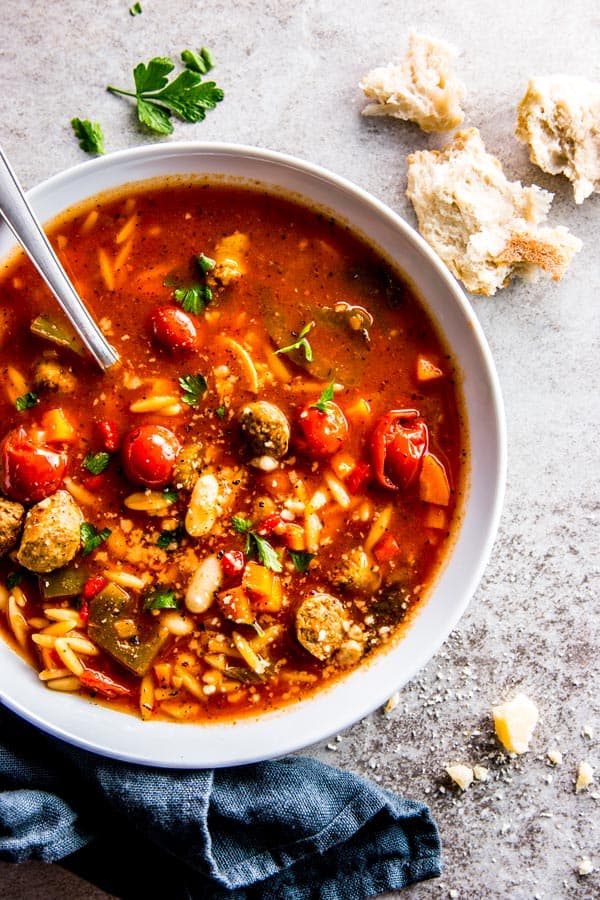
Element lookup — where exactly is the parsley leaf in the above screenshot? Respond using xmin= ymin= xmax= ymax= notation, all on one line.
xmin=162 ymin=487 xmax=179 ymax=504
xmin=179 ymin=373 xmax=208 ymax=407
xmin=275 ymin=321 xmax=314 ymax=362
xmin=15 ymin=392 xmax=39 ymax=412
xmin=196 ymin=253 xmax=216 ymax=273
xmin=80 ymin=522 xmax=111 ymax=556
xmin=83 ymin=451 xmax=111 ymax=475
xmin=288 ymin=550 xmax=316 ymax=573
xmin=71 ymin=118 xmax=105 ymax=155
xmin=182 ymin=48 xmax=214 ymax=74
xmin=107 ymin=56 xmax=224 ymax=135
xmin=157 ymin=525 xmax=184 ymax=549
xmin=129 ymin=2 xmax=142 ymax=14
xmin=310 ymin=380 xmax=335 ymax=412
xmin=143 ymin=588 xmax=179 ymax=611
xmin=174 ymin=284 xmax=212 ymax=314
xmin=231 ymin=515 xmax=253 ymax=534
xmin=246 ymin=532 xmax=283 ymax=573
xmin=215 ymin=405 xmax=226 ymax=418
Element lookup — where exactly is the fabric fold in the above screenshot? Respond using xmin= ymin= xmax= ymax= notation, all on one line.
xmin=0 ymin=703 xmax=441 ymax=898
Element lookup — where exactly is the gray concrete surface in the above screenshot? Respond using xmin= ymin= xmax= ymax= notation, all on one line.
xmin=0 ymin=1 xmax=598 ymax=897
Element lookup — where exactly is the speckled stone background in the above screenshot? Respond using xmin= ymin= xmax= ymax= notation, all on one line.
xmin=0 ymin=1 xmax=598 ymax=898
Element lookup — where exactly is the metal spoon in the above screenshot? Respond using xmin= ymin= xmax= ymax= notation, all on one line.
xmin=0 ymin=146 xmax=119 ymax=371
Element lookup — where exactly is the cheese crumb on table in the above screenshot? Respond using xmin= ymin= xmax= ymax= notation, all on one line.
xmin=516 ymin=75 xmax=600 ymax=204
xmin=359 ymin=31 xmax=465 ymax=132
xmin=546 ymin=749 xmax=563 ymax=767
xmin=577 ymin=856 xmax=594 ymax=876
xmin=492 ymin=692 xmax=539 ymax=754
xmin=473 ymin=765 xmax=489 ymax=782
xmin=406 ymin=128 xmax=582 ymax=296
xmin=575 ymin=760 xmax=594 ymax=793
xmin=445 ymin=763 xmax=474 ymax=790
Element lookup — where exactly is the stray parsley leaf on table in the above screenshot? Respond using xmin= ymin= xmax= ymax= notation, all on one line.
xmin=107 ymin=55 xmax=224 ymax=135
xmin=71 ymin=118 xmax=105 ymax=155
xmin=181 ymin=47 xmax=214 ymax=74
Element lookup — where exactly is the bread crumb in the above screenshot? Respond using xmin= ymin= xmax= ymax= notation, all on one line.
xmin=491 ymin=692 xmax=539 ymax=754
xmin=516 ymin=75 xmax=600 ymax=204
xmin=473 ymin=764 xmax=489 ymax=782
xmin=581 ymin=723 xmax=594 ymax=740
xmin=383 ymin=690 xmax=400 ymax=714
xmin=577 ymin=856 xmax=594 ymax=876
xmin=547 ymin=749 xmax=563 ymax=767
xmin=575 ymin=760 xmax=594 ymax=793
xmin=445 ymin=763 xmax=474 ymax=790
xmin=360 ymin=31 xmax=465 ymax=132
xmin=406 ymin=128 xmax=582 ymax=295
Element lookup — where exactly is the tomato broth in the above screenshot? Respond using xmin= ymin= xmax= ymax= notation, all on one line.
xmin=0 ymin=182 xmax=466 ymax=722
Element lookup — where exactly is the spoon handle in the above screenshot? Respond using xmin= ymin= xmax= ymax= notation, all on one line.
xmin=0 ymin=146 xmax=119 ymax=371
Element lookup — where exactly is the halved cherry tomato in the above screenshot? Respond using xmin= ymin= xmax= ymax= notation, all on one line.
xmin=346 ymin=460 xmax=373 ymax=494
xmin=255 ymin=512 xmax=286 ymax=536
xmin=121 ymin=424 xmax=181 ymax=488
xmin=373 ymin=532 xmax=401 ymax=563
xmin=371 ymin=410 xmax=428 ymax=490
xmin=149 ymin=306 xmax=198 ymax=352
xmin=1 ymin=426 xmax=68 ymax=503
xmin=298 ymin=401 xmax=348 ymax=458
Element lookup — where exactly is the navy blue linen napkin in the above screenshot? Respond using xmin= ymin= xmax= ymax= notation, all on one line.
xmin=0 ymin=703 xmax=441 ymax=899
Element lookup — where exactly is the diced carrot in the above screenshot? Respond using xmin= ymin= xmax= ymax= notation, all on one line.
xmin=41 ymin=407 xmax=76 ymax=443
xmin=283 ymin=523 xmax=305 ymax=551
xmin=242 ymin=561 xmax=283 ymax=613
xmin=373 ymin=532 xmax=401 ymax=563
xmin=419 ymin=454 xmax=451 ymax=506
xmin=416 ymin=355 xmax=444 ymax=382
xmin=344 ymin=397 xmax=371 ymax=424
xmin=423 ymin=506 xmax=448 ymax=530
xmin=217 ymin=585 xmax=254 ymax=624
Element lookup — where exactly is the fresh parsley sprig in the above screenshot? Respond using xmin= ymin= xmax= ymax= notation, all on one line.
xmin=143 ymin=587 xmax=179 ymax=611
xmin=107 ymin=56 xmax=224 ymax=135
xmin=80 ymin=522 xmax=112 ymax=556
xmin=231 ymin=516 xmax=282 ymax=573
xmin=179 ymin=373 xmax=208 ymax=407
xmin=275 ymin=321 xmax=315 ymax=362
xmin=15 ymin=392 xmax=39 ymax=412
xmin=71 ymin=118 xmax=105 ymax=155
xmin=174 ymin=284 xmax=212 ymax=315
xmin=83 ymin=451 xmax=111 ymax=475
xmin=181 ymin=48 xmax=214 ymax=74
xmin=310 ymin=380 xmax=335 ymax=412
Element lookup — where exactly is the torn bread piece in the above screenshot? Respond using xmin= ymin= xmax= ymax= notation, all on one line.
xmin=359 ymin=31 xmax=465 ymax=132
xmin=516 ymin=75 xmax=600 ymax=204
xmin=406 ymin=128 xmax=582 ymax=295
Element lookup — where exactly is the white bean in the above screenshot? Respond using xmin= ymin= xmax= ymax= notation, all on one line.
xmin=185 ymin=473 xmax=219 ymax=537
xmin=185 ymin=554 xmax=223 ymax=614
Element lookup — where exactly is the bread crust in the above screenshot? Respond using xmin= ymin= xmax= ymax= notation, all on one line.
xmin=406 ymin=128 xmax=582 ymax=295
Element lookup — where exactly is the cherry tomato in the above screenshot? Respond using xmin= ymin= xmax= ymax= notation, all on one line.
xmin=371 ymin=410 xmax=428 ymax=490
xmin=149 ymin=306 xmax=198 ymax=352
xmin=298 ymin=401 xmax=348 ymax=458
xmin=346 ymin=460 xmax=373 ymax=494
xmin=1 ymin=427 xmax=68 ymax=503
xmin=121 ymin=425 xmax=181 ymax=488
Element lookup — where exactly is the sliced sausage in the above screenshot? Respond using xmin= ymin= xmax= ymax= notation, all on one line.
xmin=295 ymin=592 xmax=346 ymax=661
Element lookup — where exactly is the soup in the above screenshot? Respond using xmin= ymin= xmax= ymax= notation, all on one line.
xmin=0 ymin=182 xmax=466 ymax=722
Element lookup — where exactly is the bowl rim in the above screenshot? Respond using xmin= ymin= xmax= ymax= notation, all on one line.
xmin=0 ymin=142 xmax=507 ymax=767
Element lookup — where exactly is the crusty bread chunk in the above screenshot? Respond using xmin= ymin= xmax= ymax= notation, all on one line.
xmin=359 ymin=31 xmax=465 ymax=133
xmin=516 ymin=75 xmax=600 ymax=204
xmin=406 ymin=128 xmax=582 ymax=295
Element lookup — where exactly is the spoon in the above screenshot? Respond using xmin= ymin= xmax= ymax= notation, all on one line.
xmin=0 ymin=145 xmax=119 ymax=371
